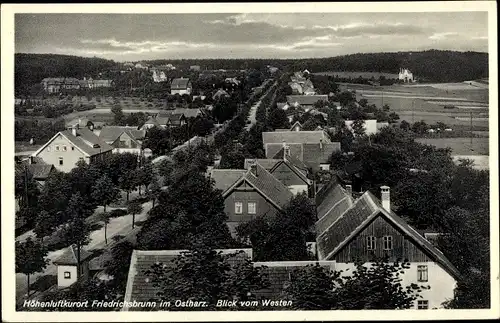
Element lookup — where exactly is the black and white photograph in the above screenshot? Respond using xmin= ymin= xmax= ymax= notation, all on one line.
xmin=1 ymin=2 xmax=498 ymax=321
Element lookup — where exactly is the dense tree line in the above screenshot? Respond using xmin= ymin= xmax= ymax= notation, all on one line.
xmin=15 ymin=119 xmax=66 ymax=143
xmin=15 ymin=54 xmax=117 ymax=95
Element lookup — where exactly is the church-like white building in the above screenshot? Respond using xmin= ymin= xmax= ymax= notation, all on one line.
xmin=399 ymin=68 xmax=415 ymax=82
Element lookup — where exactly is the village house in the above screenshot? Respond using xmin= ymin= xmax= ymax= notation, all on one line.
xmin=15 ymin=162 xmax=55 ymax=188
xmin=315 ymin=181 xmax=460 ymax=309
xmin=189 ymin=65 xmax=201 ymax=71
xmin=98 ymin=126 xmax=151 ymax=157
xmin=122 ymin=249 xmax=253 ymax=311
xmin=286 ymin=95 xmax=329 ymax=111
xmin=140 ymin=113 xmax=186 ymax=130
xmin=288 ymin=82 xmax=304 ymax=95
xmin=211 ymin=164 xmax=294 ymax=235
xmin=262 ymin=131 xmax=340 ymax=172
xmin=53 ymin=245 xmax=93 ymax=289
xmin=151 ymin=68 xmax=168 ymax=83
xmin=30 ymin=125 xmax=113 ymax=172
xmin=41 ymin=78 xmax=81 ymax=93
xmin=344 ymin=119 xmax=389 ymax=136
xmin=399 ymin=68 xmax=415 ymax=83
xmin=79 ymin=77 xmax=113 ymax=89
xmin=170 ymin=78 xmax=192 ymax=95
xmin=212 ymin=88 xmax=230 ymax=101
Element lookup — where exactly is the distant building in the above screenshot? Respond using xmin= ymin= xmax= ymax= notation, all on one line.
xmin=170 ymin=78 xmax=192 ymax=95
xmin=30 ymin=125 xmax=113 ymax=172
xmin=212 ymin=88 xmax=230 ymax=100
xmin=79 ymin=77 xmax=113 ymax=89
xmin=41 ymin=78 xmax=81 ymax=93
xmin=190 ymin=65 xmax=201 ymax=71
xmin=286 ymin=95 xmax=329 ymax=110
xmin=399 ymin=68 xmax=414 ymax=83
xmin=151 ymin=69 xmax=168 ymax=83
xmin=345 ymin=119 xmax=388 ymax=136
xmin=134 ymin=63 xmax=148 ymax=70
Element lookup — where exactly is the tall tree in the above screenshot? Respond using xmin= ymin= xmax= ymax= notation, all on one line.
xmin=145 ymin=241 xmax=268 ymax=310
xmin=61 ymin=193 xmax=92 ymax=280
xmin=136 ymin=162 xmax=154 ymax=195
xmin=148 ymin=176 xmax=162 ymax=208
xmin=98 ymin=212 xmax=111 ymax=245
xmin=119 ymin=170 xmax=137 ymax=202
xmin=127 ymin=200 xmax=143 ymax=229
xmin=15 ymin=237 xmax=48 ymax=297
xmin=267 ymin=108 xmax=289 ymax=130
xmin=92 ymin=174 xmax=120 ymax=212
xmin=105 ymin=240 xmax=135 ymax=293
xmin=33 ymin=210 xmax=58 ymax=244
xmin=285 ymin=259 xmax=426 ymax=310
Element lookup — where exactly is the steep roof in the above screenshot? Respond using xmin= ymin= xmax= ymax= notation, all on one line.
xmin=211 ymin=169 xmax=247 ymax=193
xmin=27 ymin=164 xmax=55 ymax=180
xmin=253 ymin=261 xmax=337 ymax=299
xmin=224 ymin=164 xmax=294 ymax=211
xmin=32 ymin=128 xmax=113 ymax=158
xmin=315 ymin=185 xmax=354 ymax=235
xmin=267 ymin=143 xmax=303 ymax=161
xmin=123 ymin=249 xmax=252 ymax=311
xmin=171 ymin=78 xmax=191 ymax=89
xmin=289 ymin=121 xmax=303 ymax=131
xmin=243 ymin=159 xmax=280 ymax=171
xmin=161 ymin=108 xmax=201 ymax=119
xmin=99 ymin=126 xmax=145 ymax=143
xmin=315 ymin=187 xmax=461 ymax=279
xmin=270 ymin=158 xmax=310 ymax=184
xmin=286 ymin=95 xmax=328 ymax=106
xmin=302 ymin=142 xmax=341 ymax=165
xmin=53 ymin=245 xmax=93 ymax=265
xmin=262 ymin=131 xmax=331 ymax=146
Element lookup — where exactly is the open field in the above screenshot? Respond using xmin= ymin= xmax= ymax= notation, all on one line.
xmin=314 ymin=71 xmax=399 ymax=79
xmin=415 ymin=137 xmax=489 ymax=155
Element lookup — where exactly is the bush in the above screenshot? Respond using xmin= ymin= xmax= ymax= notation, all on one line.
xmin=109 ymin=208 xmax=127 ymax=218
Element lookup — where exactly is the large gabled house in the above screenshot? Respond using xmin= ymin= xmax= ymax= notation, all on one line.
xmin=30 ymin=125 xmax=113 ymax=172
xmin=41 ymin=77 xmax=81 ymax=93
xmin=170 ymin=78 xmax=192 ymax=95
xmin=315 ymin=182 xmax=461 ymax=309
xmin=98 ymin=126 xmax=151 ymax=157
xmin=211 ymin=164 xmax=294 ymax=235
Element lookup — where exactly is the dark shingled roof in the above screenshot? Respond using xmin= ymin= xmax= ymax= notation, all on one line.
xmin=171 ymin=78 xmax=191 ymax=89
xmin=98 ymin=126 xmax=145 ymax=144
xmin=253 ymin=261 xmax=336 ymax=299
xmin=267 ymin=143 xmax=303 ymax=161
xmin=315 ymin=187 xmax=461 ymax=279
xmin=315 ymin=185 xmax=353 ymax=235
xmin=302 ymin=142 xmax=341 ymax=166
xmin=123 ymin=249 xmax=252 ymax=311
xmin=224 ymin=164 xmax=294 ymax=211
xmin=161 ymin=108 xmax=201 ymax=119
xmin=286 ymin=95 xmax=328 ymax=106
xmin=53 ymin=245 xmax=93 ymax=265
xmin=243 ymin=159 xmax=281 ymax=171
xmin=262 ymin=131 xmax=331 ymax=146
xmin=211 ymin=169 xmax=247 ymax=193
xmin=27 ymin=164 xmax=55 ymax=180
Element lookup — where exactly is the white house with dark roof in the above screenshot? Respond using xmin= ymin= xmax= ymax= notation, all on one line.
xmin=98 ymin=126 xmax=151 ymax=157
xmin=30 ymin=125 xmax=113 ymax=172
xmin=315 ymin=181 xmax=461 ymax=309
xmin=53 ymin=245 xmax=93 ymax=288
xmin=170 ymin=78 xmax=192 ymax=95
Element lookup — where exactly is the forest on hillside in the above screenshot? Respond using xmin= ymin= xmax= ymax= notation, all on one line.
xmin=15 ymin=54 xmax=117 ymax=94
xmin=15 ymin=50 xmax=488 ymax=93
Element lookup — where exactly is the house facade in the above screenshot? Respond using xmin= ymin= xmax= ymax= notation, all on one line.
xmin=399 ymin=68 xmax=414 ymax=83
xmin=30 ymin=126 xmax=113 ymax=172
xmin=99 ymin=126 xmax=151 ymax=157
xmin=171 ymin=78 xmax=192 ymax=95
xmin=41 ymin=78 xmax=81 ymax=93
xmin=315 ymin=183 xmax=460 ymax=309
xmin=53 ymin=245 xmax=93 ymax=289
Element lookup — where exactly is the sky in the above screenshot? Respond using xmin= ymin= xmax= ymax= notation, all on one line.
xmin=15 ymin=12 xmax=488 ymax=62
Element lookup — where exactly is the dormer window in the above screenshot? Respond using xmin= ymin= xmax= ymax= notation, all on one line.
xmin=92 ymin=144 xmax=100 ymax=148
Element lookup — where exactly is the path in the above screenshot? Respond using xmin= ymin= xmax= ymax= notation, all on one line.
xmin=245 ymin=81 xmax=277 ymax=131
xmin=15 ymin=201 xmax=152 ymax=301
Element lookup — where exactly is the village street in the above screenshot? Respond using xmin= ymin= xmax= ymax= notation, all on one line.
xmin=15 ymin=201 xmax=153 ymax=301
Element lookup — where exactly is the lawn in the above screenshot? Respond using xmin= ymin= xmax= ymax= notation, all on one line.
xmin=415 ymin=137 xmax=489 ymax=155
xmin=314 ymin=71 xmax=400 ymax=79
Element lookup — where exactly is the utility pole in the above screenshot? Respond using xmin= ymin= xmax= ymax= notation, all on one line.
xmin=412 ymin=101 xmax=415 ymax=124
xmin=470 ymin=111 xmax=473 ymax=151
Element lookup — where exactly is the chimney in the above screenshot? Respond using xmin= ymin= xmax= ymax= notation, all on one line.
xmin=319 ymin=138 xmax=323 ymax=150
xmin=72 ymin=125 xmax=77 ymax=137
xmin=345 ymin=184 xmax=352 ymax=197
xmin=29 ymin=156 xmax=35 ymax=164
xmin=380 ymin=186 xmax=390 ymax=213
xmin=250 ymin=163 xmax=257 ymax=176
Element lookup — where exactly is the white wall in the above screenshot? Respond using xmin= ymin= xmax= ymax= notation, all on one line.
xmin=288 ymin=184 xmax=308 ymax=195
xmin=345 ymin=119 xmax=378 ymax=135
xmin=335 ymin=262 xmax=456 ymax=309
xmin=57 ymin=265 xmax=78 ymax=288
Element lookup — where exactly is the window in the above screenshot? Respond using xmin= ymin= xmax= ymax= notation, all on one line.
xmin=71 ymin=146 xmax=75 ymax=151
xmin=55 ymin=145 xmax=60 ymax=151
xmin=417 ymin=300 xmax=429 ymax=309
xmin=417 ymin=265 xmax=428 ymax=282
xmin=59 ymin=157 xmax=63 ymax=166
xmin=62 ymin=145 xmax=67 ymax=151
xmin=383 ymin=236 xmax=393 ymax=250
xmin=235 ymin=202 xmax=243 ymax=214
xmin=366 ymin=236 xmax=376 ymax=250
xmin=64 ymin=271 xmax=71 ymax=279
xmin=248 ymin=202 xmax=256 ymax=214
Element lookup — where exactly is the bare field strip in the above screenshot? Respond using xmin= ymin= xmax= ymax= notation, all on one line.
xmin=416 ymin=137 xmax=489 ymax=155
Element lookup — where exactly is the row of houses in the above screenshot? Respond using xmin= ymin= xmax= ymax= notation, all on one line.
xmin=41 ymin=77 xmax=113 ymax=94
